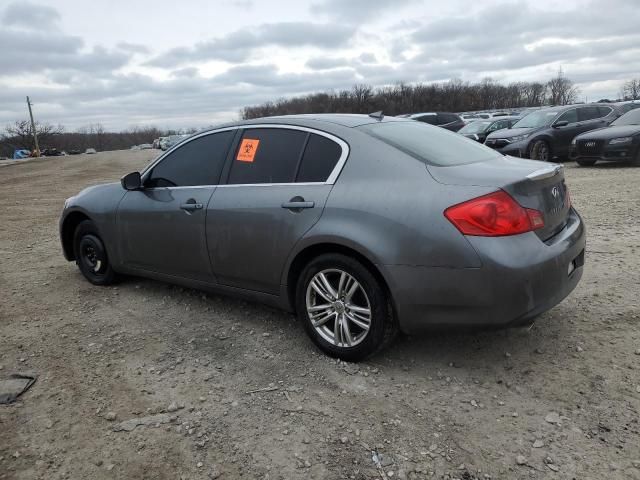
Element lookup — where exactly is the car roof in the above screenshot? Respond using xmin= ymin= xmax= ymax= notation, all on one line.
xmin=205 ymin=113 xmax=413 ymax=131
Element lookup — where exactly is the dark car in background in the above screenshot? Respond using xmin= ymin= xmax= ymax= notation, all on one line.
xmin=485 ymin=104 xmax=619 ymax=161
xmin=458 ymin=117 xmax=519 ymax=143
xmin=400 ymin=112 xmax=465 ymax=131
xmin=59 ymin=114 xmax=584 ymax=360
xmin=571 ymin=108 xmax=640 ymax=166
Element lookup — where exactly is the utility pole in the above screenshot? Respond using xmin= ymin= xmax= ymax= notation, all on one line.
xmin=26 ymin=96 xmax=40 ymax=157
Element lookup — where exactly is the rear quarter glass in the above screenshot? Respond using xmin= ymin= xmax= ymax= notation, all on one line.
xmin=359 ymin=121 xmax=502 ymax=166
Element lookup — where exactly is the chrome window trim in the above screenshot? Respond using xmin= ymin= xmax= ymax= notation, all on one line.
xmin=140 ymin=124 xmax=349 ymax=188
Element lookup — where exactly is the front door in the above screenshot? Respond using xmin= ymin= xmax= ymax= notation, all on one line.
xmin=116 ymin=129 xmax=235 ymax=282
xmin=206 ymin=126 xmax=345 ymax=294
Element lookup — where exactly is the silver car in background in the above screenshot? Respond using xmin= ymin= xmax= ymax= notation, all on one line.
xmin=60 ymin=114 xmax=585 ymax=360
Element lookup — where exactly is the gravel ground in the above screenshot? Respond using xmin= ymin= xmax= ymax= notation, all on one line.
xmin=0 ymin=150 xmax=639 ymax=480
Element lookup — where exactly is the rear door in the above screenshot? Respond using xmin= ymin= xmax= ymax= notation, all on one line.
xmin=116 ymin=130 xmax=234 ymax=282
xmin=206 ymin=126 xmax=347 ymax=294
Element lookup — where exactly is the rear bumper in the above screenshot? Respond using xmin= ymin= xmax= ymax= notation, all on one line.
xmin=384 ymin=209 xmax=586 ymax=333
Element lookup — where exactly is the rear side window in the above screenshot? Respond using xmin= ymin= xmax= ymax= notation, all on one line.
xmin=227 ymin=128 xmax=307 ymax=184
xmin=437 ymin=113 xmax=458 ymax=125
xmin=146 ymin=130 xmax=234 ymax=187
xmin=598 ymin=106 xmax=613 ymax=117
xmin=414 ymin=115 xmax=437 ymax=125
xmin=579 ymin=106 xmax=601 ymax=121
xmin=360 ymin=121 xmax=500 ymax=167
xmin=296 ymin=134 xmax=342 ymax=183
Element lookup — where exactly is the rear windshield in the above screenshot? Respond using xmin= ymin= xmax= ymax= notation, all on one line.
xmin=360 ymin=121 xmax=501 ymax=166
xmin=459 ymin=121 xmax=493 ymax=133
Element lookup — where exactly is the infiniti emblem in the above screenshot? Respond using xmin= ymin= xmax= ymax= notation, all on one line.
xmin=551 ymin=186 xmax=560 ymax=198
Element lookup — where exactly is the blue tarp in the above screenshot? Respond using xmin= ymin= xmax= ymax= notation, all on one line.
xmin=13 ymin=149 xmax=31 ymax=159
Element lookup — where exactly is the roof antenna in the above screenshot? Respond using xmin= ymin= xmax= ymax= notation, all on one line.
xmin=368 ymin=111 xmax=384 ymax=121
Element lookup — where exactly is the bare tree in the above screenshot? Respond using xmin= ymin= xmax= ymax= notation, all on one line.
xmin=547 ymin=68 xmax=579 ymax=106
xmin=621 ymin=78 xmax=640 ymax=100
xmin=5 ymin=120 xmax=64 ymax=151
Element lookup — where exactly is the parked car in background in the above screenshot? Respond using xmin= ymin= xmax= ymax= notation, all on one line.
xmin=13 ymin=149 xmax=31 ymax=159
xmin=68 ymin=149 xmax=82 ymax=155
xmin=571 ymin=108 xmax=640 ymax=166
xmin=614 ymin=101 xmax=640 ymax=114
xmin=60 ymin=114 xmax=584 ymax=360
xmin=461 ymin=113 xmax=490 ymax=123
xmin=41 ymin=148 xmax=63 ymax=156
xmin=402 ymin=112 xmax=465 ymax=131
xmin=138 ymin=144 xmax=153 ymax=150
xmin=85 ymin=148 xmax=97 ymax=154
xmin=458 ymin=117 xmax=519 ymax=143
xmin=484 ymin=104 xmax=619 ymax=161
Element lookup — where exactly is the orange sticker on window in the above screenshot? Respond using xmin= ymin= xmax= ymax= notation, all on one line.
xmin=237 ymin=138 xmax=260 ymax=162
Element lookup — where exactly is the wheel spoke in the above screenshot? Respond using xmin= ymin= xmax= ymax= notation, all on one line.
xmin=340 ymin=315 xmax=353 ymax=346
xmin=334 ymin=314 xmax=342 ymax=345
xmin=310 ymin=277 xmax=334 ymax=303
xmin=308 ymin=303 xmax=333 ymax=312
xmin=337 ymin=271 xmax=347 ymax=297
xmin=346 ymin=304 xmax=370 ymax=315
xmin=318 ymin=272 xmax=338 ymax=300
xmin=345 ymin=312 xmax=370 ymax=331
xmin=345 ymin=278 xmax=359 ymax=302
xmin=312 ymin=310 xmax=335 ymax=328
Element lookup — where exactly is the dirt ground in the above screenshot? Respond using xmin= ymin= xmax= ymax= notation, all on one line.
xmin=1 ymin=150 xmax=639 ymax=480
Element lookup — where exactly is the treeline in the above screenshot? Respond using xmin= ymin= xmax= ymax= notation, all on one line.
xmin=241 ymin=72 xmax=590 ymax=119
xmin=0 ymin=122 xmax=181 ymax=158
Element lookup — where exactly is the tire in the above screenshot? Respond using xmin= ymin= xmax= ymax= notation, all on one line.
xmin=576 ymin=159 xmax=597 ymax=167
xmin=633 ymin=148 xmax=640 ymax=166
xmin=530 ymin=140 xmax=552 ymax=162
xmin=73 ymin=220 xmax=117 ymax=285
xmin=296 ymin=253 xmax=396 ymax=361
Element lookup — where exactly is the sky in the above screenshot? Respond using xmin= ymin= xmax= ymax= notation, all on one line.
xmin=1 ymin=0 xmax=639 ymax=131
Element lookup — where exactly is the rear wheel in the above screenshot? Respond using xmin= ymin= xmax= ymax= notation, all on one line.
xmin=530 ymin=140 xmax=552 ymax=161
xmin=73 ymin=220 xmax=117 ymax=285
xmin=576 ymin=159 xmax=597 ymax=167
xmin=296 ymin=254 xmax=395 ymax=361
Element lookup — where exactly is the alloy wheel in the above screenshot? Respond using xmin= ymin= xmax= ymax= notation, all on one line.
xmin=305 ymin=269 xmax=372 ymax=348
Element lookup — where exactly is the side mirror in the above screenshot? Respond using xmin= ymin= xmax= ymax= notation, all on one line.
xmin=553 ymin=120 xmax=569 ymax=128
xmin=121 ymin=171 xmax=142 ymax=190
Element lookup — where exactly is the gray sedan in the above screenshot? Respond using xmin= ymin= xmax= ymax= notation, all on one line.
xmin=60 ymin=114 xmax=585 ymax=361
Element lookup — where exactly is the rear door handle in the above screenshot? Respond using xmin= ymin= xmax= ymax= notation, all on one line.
xmin=282 ymin=201 xmax=315 ymax=210
xmin=180 ymin=202 xmax=203 ymax=211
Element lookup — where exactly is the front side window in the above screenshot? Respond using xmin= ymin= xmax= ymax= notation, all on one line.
xmin=612 ymin=109 xmax=640 ymax=126
xmin=598 ymin=106 xmax=613 ymax=117
xmin=227 ymin=128 xmax=307 ymax=184
xmin=146 ymin=130 xmax=234 ymax=187
xmin=513 ymin=110 xmax=559 ymax=128
xmin=360 ymin=121 xmax=501 ymax=167
xmin=556 ymin=109 xmax=578 ymax=125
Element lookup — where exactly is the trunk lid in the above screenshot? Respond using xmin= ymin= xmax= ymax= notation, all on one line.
xmin=427 ymin=156 xmax=570 ymax=241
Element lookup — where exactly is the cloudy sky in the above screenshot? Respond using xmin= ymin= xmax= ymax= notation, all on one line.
xmin=1 ymin=0 xmax=639 ymax=131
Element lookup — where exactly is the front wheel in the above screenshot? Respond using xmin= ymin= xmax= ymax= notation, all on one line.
xmin=73 ymin=220 xmax=117 ymax=285
xmin=296 ymin=254 xmax=395 ymax=361
xmin=530 ymin=140 xmax=552 ymax=161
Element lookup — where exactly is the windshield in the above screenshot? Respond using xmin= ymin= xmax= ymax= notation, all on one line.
xmin=513 ymin=110 xmax=559 ymax=128
xmin=360 ymin=121 xmax=501 ymax=166
xmin=612 ymin=109 xmax=640 ymax=126
xmin=459 ymin=121 xmax=493 ymax=134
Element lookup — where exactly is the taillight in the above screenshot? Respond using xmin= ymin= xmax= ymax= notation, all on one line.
xmin=444 ymin=190 xmax=545 ymax=237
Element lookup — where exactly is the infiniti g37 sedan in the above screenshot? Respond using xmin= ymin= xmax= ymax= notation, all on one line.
xmin=60 ymin=114 xmax=586 ymax=361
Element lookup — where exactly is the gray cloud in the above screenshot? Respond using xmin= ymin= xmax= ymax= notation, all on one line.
xmin=147 ymin=22 xmax=357 ymax=67
xmin=3 ymin=0 xmax=60 ymax=28
xmin=117 ymin=42 xmax=151 ymax=55
xmin=311 ymin=0 xmax=419 ymax=21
